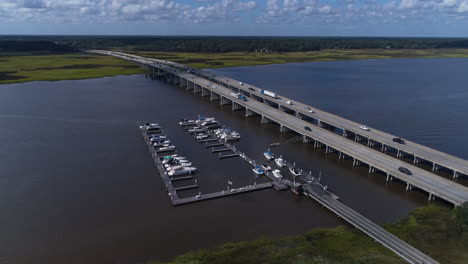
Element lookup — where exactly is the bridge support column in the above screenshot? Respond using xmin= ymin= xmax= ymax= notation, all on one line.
xmin=381 ymin=144 xmax=386 ymax=152
xmin=369 ymin=166 xmax=375 ymax=174
xmin=413 ymin=156 xmax=419 ymax=164
xmin=397 ymin=150 xmax=401 ymax=158
xmin=317 ymin=120 xmax=323 ymax=128
xmin=187 ymin=81 xmax=194 ymax=90
xmin=296 ymin=112 xmax=304 ymax=119
xmin=201 ymin=88 xmax=210 ymax=97
xmin=194 ymin=84 xmax=201 ymax=93
xmin=406 ymin=183 xmax=413 ymax=191
xmin=453 ymin=171 xmax=459 ymax=179
xmin=432 ymin=163 xmax=438 ymax=172
xmin=352 ymin=158 xmax=360 ymax=167
xmin=232 ymin=102 xmax=245 ymax=111
xmin=302 ymin=135 xmax=311 ymax=143
xmin=386 ymin=173 xmax=392 ymax=182
xmin=210 ymin=91 xmax=220 ymax=101
xmin=354 ymin=135 xmax=359 ymax=142
xmin=180 ymin=78 xmax=187 ymax=87
xmin=280 ymin=125 xmax=289 ymax=133
xmin=261 ymin=116 xmax=272 ymax=124
xmin=220 ymin=96 xmax=231 ymax=105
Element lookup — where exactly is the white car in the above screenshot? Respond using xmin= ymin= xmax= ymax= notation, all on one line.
xmin=360 ymin=125 xmax=370 ymax=131
xmin=305 ymin=107 xmax=314 ymax=113
xmin=286 ymin=101 xmax=293 ymax=105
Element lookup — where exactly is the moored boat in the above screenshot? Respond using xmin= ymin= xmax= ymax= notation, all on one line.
xmin=264 ymin=151 xmax=274 ymax=160
xmin=289 ymin=167 xmax=301 ymax=176
xmin=252 ymin=166 xmax=264 ymax=175
xmin=275 ymin=157 xmax=285 ymax=167
xmin=272 ymin=169 xmax=283 ymax=179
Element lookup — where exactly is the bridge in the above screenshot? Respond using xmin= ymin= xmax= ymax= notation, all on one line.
xmin=88 ymin=50 xmax=468 ymax=207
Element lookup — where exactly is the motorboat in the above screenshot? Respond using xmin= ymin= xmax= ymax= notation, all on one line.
xmin=196 ymin=134 xmax=209 ymax=140
xmin=188 ymin=127 xmax=204 ymax=133
xmin=140 ymin=122 xmax=159 ymax=129
xmin=269 ymin=142 xmax=280 ymax=147
xmin=179 ymin=118 xmax=197 ymax=126
xmin=200 ymin=119 xmax=218 ymax=126
xmin=252 ymin=166 xmax=264 ymax=175
xmin=289 ymin=167 xmax=302 ymax=177
xmin=153 ymin=140 xmax=172 ymax=147
xmin=156 ymin=145 xmax=176 ymax=152
xmin=264 ymin=151 xmax=274 ymax=160
xmin=150 ymin=134 xmax=167 ymax=140
xmin=275 ymin=157 xmax=285 ymax=167
xmin=261 ymin=164 xmax=272 ymax=171
xmin=168 ymin=166 xmax=197 ymax=176
xmin=272 ymin=169 xmax=283 ymax=179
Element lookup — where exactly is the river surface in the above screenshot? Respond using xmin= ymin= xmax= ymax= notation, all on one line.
xmin=0 ymin=58 xmax=466 ymax=264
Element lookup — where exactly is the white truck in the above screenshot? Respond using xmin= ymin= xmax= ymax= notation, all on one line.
xmin=260 ymin=89 xmax=277 ymax=99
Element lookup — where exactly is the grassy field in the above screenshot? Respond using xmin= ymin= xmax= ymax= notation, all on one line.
xmin=2 ymin=49 xmax=468 ymax=84
xmin=0 ymin=52 xmax=144 ymax=84
xmin=129 ymin=49 xmax=468 ymax=68
xmin=146 ymin=204 xmax=468 ymax=264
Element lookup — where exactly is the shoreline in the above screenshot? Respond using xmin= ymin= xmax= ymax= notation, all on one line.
xmin=3 ymin=49 xmax=468 ymax=84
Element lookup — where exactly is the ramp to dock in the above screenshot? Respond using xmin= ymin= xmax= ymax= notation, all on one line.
xmin=303 ymin=183 xmax=439 ymax=264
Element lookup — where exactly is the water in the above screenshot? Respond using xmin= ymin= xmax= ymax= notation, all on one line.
xmin=0 ymin=58 xmax=466 ymax=264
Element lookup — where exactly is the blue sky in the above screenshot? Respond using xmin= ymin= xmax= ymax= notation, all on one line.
xmin=1 ymin=0 xmax=468 ymax=36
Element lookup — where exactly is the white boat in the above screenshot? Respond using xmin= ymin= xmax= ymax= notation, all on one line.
xmin=272 ymin=169 xmax=283 ymax=179
xmin=261 ymin=164 xmax=272 ymax=171
xmin=252 ymin=166 xmax=264 ymax=175
xmin=275 ymin=158 xmax=285 ymax=167
xmin=156 ymin=145 xmax=176 ymax=152
xmin=179 ymin=119 xmax=197 ymax=126
xmin=201 ymin=120 xmax=218 ymax=126
xmin=140 ymin=122 xmax=159 ymax=129
xmin=153 ymin=140 xmax=171 ymax=147
xmin=196 ymin=134 xmax=209 ymax=140
xmin=168 ymin=166 xmax=197 ymax=176
xmin=264 ymin=151 xmax=274 ymax=160
xmin=289 ymin=167 xmax=301 ymax=177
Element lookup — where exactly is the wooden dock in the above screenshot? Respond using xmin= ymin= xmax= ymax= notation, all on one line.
xmin=173 ymin=182 xmax=273 ymax=206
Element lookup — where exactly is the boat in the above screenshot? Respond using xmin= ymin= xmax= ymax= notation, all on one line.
xmin=153 ymin=140 xmax=171 ymax=147
xmin=140 ymin=122 xmax=159 ymax=129
xmin=252 ymin=166 xmax=264 ymax=175
xmin=188 ymin=127 xmax=204 ymax=133
xmin=167 ymin=166 xmax=197 ymax=176
xmin=272 ymin=169 xmax=283 ymax=179
xmin=289 ymin=167 xmax=301 ymax=177
xmin=200 ymin=119 xmax=218 ymax=126
xmin=150 ymin=134 xmax=167 ymax=140
xmin=196 ymin=134 xmax=209 ymax=140
xmin=179 ymin=118 xmax=197 ymax=126
xmin=275 ymin=158 xmax=285 ymax=167
xmin=156 ymin=145 xmax=176 ymax=152
xmin=264 ymin=151 xmax=274 ymax=160
xmin=261 ymin=164 xmax=272 ymax=171
xmin=269 ymin=142 xmax=280 ymax=147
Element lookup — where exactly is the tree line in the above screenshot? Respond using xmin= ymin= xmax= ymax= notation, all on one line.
xmin=1 ymin=36 xmax=468 ymax=53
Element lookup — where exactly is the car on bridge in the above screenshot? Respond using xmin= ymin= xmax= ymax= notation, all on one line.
xmin=359 ymin=125 xmax=370 ymax=131
xmin=304 ymin=126 xmax=312 ymax=131
xmin=305 ymin=107 xmax=314 ymax=113
xmin=398 ymin=166 xmax=412 ymax=175
xmin=393 ymin=137 xmax=405 ymax=144
xmin=248 ymin=87 xmax=255 ymax=91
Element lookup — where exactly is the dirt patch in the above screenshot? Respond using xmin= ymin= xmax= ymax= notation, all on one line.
xmin=0 ymin=71 xmax=25 ymax=81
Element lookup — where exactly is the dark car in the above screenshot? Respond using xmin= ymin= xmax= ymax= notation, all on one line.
xmin=393 ymin=137 xmax=405 ymax=144
xmin=304 ymin=126 xmax=312 ymax=131
xmin=248 ymin=87 xmax=255 ymax=91
xmin=398 ymin=167 xmax=412 ymax=175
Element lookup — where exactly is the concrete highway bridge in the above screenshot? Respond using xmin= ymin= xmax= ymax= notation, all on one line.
xmin=88 ymin=50 xmax=468 ymax=207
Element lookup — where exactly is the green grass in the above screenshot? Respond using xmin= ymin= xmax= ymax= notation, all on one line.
xmin=0 ymin=52 xmax=144 ymax=84
xmin=128 ymin=49 xmax=468 ymax=68
xmin=145 ymin=203 xmax=468 ymax=264
xmin=3 ymin=49 xmax=468 ymax=84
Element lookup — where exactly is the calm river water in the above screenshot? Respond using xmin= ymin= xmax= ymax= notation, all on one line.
xmin=0 ymin=58 xmax=466 ymax=264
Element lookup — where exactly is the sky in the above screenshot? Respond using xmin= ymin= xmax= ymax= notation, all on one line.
xmin=1 ymin=0 xmax=468 ymax=36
